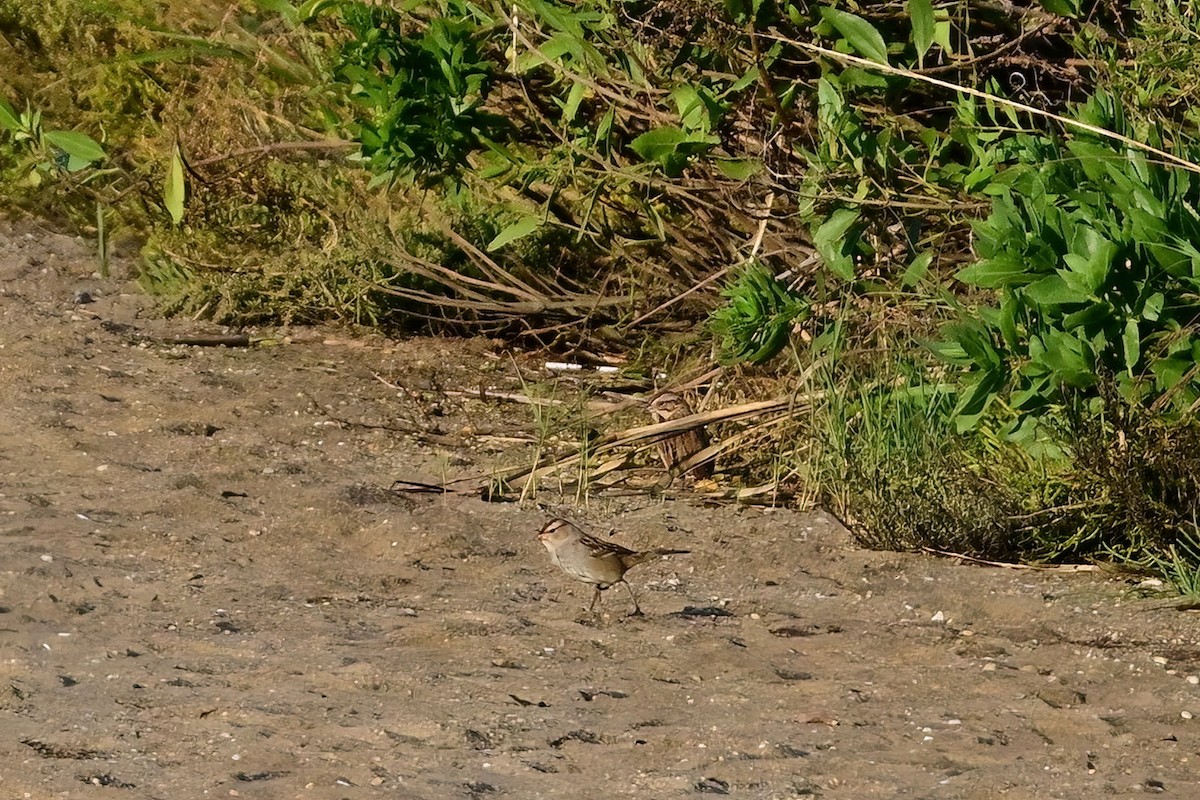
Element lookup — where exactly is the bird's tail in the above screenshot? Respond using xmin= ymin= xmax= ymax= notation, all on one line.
xmin=624 ymin=548 xmax=689 ymax=568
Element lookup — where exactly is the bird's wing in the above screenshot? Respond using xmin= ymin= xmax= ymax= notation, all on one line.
xmin=578 ymin=532 xmax=640 ymax=558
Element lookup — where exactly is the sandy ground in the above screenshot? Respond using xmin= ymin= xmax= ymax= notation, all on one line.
xmin=1 ymin=219 xmax=1199 ymax=799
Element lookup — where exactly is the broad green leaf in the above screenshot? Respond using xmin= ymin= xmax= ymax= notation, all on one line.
xmin=1011 ymin=376 xmax=1050 ymax=411
xmin=1152 ymin=357 xmax=1192 ymax=394
xmin=933 ymin=19 xmax=952 ymax=53
xmin=43 ymin=130 xmax=106 ymax=166
xmin=953 ymin=367 xmax=1007 ymax=432
xmin=727 ymin=67 xmax=760 ymax=94
xmin=561 ymin=81 xmax=586 ymax=124
xmin=1168 ymin=334 xmax=1195 ymax=358
xmin=813 ymin=207 xmax=859 ymax=248
xmin=1122 ymin=318 xmax=1140 ymax=373
xmin=715 ymin=158 xmax=761 ymax=181
xmin=962 ymin=164 xmax=996 ymax=193
xmin=1038 ymin=0 xmax=1080 ymax=17
xmin=1024 ymin=274 xmax=1088 ymax=306
xmin=958 ymin=323 xmax=1004 ymax=370
xmin=1142 ymin=291 xmax=1165 ymax=321
xmin=628 ymin=124 xmax=692 ymax=161
xmin=908 ymin=0 xmax=935 ymax=66
xmin=835 ymin=67 xmax=889 ymax=90
xmin=723 ymin=0 xmax=761 ymax=23
xmin=65 ymin=154 xmax=92 ymax=172
xmin=1040 ymin=330 xmax=1094 ymax=387
xmin=629 ymin=126 xmax=718 ymax=176
xmin=672 ymin=85 xmax=708 ymax=133
xmin=1148 ymin=242 xmax=1190 ymax=275
xmin=998 ymin=293 xmax=1020 ymax=350
xmin=956 ymin=257 xmax=1030 ymax=288
xmin=900 ymin=251 xmax=932 ymax=288
xmin=0 ymin=97 xmax=20 ymax=132
xmin=487 ymin=215 xmax=542 ymax=251
xmin=925 ymin=337 xmax=970 ymax=365
xmin=813 ymin=208 xmax=860 ymax=281
xmin=936 ymin=320 xmax=1002 ymax=370
xmin=819 ymin=7 xmax=889 ymax=65
xmin=164 ymin=145 xmax=185 ymax=224
xmin=1061 ymin=302 xmax=1112 ymax=330
xmin=594 ymin=107 xmax=615 ymax=149
xmin=1061 ymin=254 xmax=1107 ymax=296
xmin=1063 ymin=226 xmax=1117 ymax=293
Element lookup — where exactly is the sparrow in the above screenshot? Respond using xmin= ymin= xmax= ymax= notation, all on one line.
xmin=536 ymin=518 xmax=688 ymax=615
xmin=648 ymin=392 xmax=713 ymax=480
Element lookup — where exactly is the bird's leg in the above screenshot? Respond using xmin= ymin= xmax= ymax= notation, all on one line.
xmin=588 ymin=586 xmax=602 ymax=612
xmin=620 ymin=581 xmax=643 ymax=616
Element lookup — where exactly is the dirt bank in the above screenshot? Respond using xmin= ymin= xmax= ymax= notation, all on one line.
xmin=1 ymin=220 xmax=1198 ymax=799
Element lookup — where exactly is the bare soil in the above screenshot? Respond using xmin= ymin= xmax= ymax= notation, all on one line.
xmin=1 ymin=219 xmax=1198 ymax=799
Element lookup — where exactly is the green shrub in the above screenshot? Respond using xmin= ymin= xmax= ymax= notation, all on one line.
xmin=937 ymin=93 xmax=1200 ymax=434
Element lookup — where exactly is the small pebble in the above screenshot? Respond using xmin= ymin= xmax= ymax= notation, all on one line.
xmin=1183 ymin=711 xmax=1194 ymax=720
xmin=1187 ymin=676 xmax=1199 ymax=685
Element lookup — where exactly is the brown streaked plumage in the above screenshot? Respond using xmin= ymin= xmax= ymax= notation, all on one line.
xmin=648 ymin=392 xmax=713 ymax=480
xmin=536 ymin=518 xmax=688 ymax=615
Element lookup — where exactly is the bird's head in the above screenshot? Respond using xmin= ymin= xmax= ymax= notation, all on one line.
xmin=537 ymin=518 xmax=573 ymax=548
xmin=648 ymin=392 xmax=683 ymax=420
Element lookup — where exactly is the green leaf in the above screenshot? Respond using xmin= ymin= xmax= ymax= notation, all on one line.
xmin=671 ymin=84 xmax=724 ymax=134
xmin=594 ymin=107 xmax=615 ymax=148
xmin=933 ymin=19 xmax=952 ymax=53
xmin=715 ymin=158 xmax=761 ymax=181
xmin=629 ymin=126 xmax=718 ymax=177
xmin=1011 ymin=376 xmax=1051 ymax=411
xmin=908 ymin=0 xmax=935 ymax=66
xmin=561 ymin=80 xmax=586 ymax=124
xmin=925 ymin=338 xmax=969 ymax=365
xmin=813 ymin=208 xmax=860 ymax=281
xmin=998 ymin=294 xmax=1020 ymax=350
xmin=1122 ymin=318 xmax=1140 ymax=373
xmin=1061 ymin=302 xmax=1112 ymax=330
xmin=43 ymin=130 xmax=106 ymax=167
xmin=164 ymin=145 xmax=185 ymax=224
xmin=819 ymin=7 xmax=889 ymax=65
xmin=629 ymin=125 xmax=689 ymax=160
xmin=727 ymin=67 xmax=759 ymax=94
xmin=0 ymin=97 xmax=21 ymax=133
xmin=953 ymin=367 xmax=1007 ymax=432
xmin=956 ymin=257 xmax=1030 ymax=288
xmin=1063 ymin=227 xmax=1116 ymax=294
xmin=1152 ymin=357 xmax=1192 ymax=394
xmin=1142 ymin=291 xmax=1165 ymax=321
xmin=1039 ymin=330 xmax=1095 ymax=388
xmin=487 ymin=215 xmax=542 ymax=251
xmin=1024 ymin=274 xmax=1088 ymax=306
xmin=1037 ymin=0 xmax=1080 ymax=17
xmin=900 ymin=250 xmax=932 ymax=288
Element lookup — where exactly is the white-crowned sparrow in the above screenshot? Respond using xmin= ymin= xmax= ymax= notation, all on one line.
xmin=648 ymin=392 xmax=712 ymax=480
xmin=537 ymin=518 xmax=688 ymax=615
